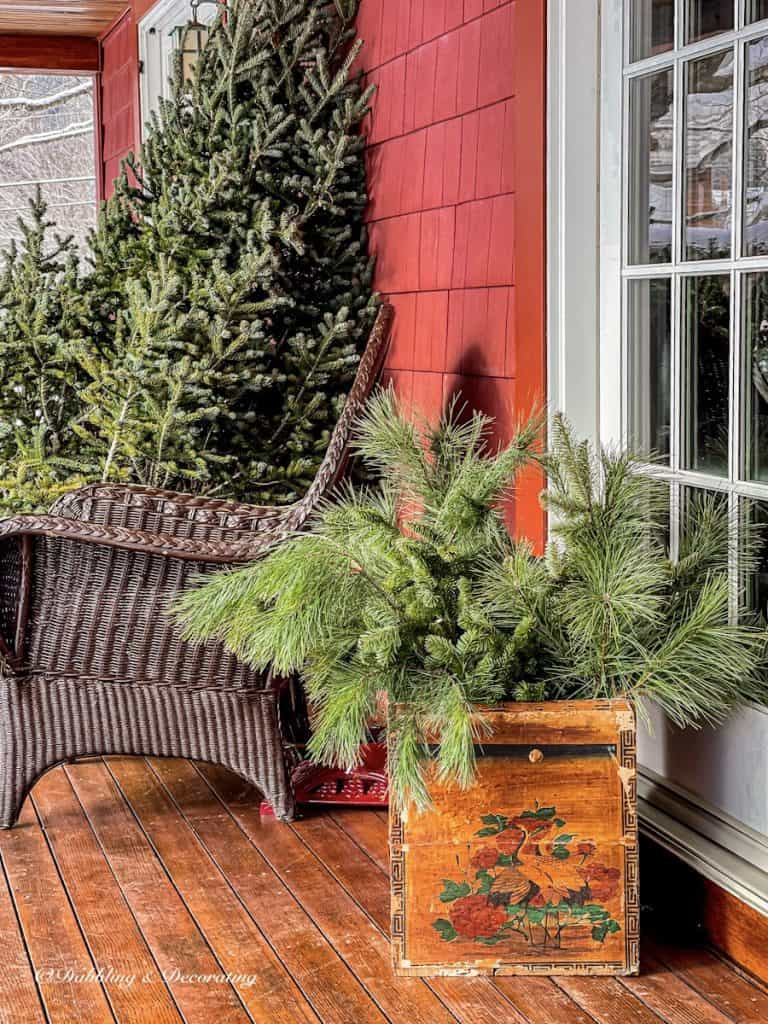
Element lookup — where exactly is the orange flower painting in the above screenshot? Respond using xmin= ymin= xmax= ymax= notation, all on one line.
xmin=432 ymin=803 xmax=622 ymax=949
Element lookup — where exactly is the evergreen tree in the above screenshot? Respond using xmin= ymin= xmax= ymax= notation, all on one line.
xmin=84 ymin=0 xmax=377 ymax=502
xmin=0 ymin=0 xmax=377 ymax=512
xmin=0 ymin=191 xmax=88 ymax=513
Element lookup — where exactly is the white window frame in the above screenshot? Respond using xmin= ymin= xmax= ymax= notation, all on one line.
xmin=549 ymin=0 xmax=768 ymax=907
xmin=552 ymin=2 xmax=768 ymax=581
xmin=138 ymin=0 xmax=218 ymax=140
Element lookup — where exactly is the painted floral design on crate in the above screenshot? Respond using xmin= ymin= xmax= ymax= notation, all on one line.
xmin=432 ymin=803 xmax=621 ymax=949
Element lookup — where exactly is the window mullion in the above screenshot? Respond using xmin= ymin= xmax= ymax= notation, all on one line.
xmin=733 ymin=41 xmax=746 ymax=264
xmin=673 ymin=55 xmax=684 ymax=268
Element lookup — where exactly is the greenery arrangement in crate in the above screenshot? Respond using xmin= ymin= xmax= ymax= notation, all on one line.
xmin=176 ymin=389 xmax=768 ymax=810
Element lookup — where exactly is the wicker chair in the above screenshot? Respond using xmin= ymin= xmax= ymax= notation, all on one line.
xmin=0 ymin=305 xmax=392 ymax=827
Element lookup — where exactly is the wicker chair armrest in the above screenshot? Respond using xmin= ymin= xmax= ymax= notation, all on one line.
xmin=52 ymin=483 xmax=292 ymax=528
xmin=0 ymin=514 xmax=271 ymax=565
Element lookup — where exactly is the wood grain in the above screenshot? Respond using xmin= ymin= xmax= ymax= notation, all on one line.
xmin=0 ymin=802 xmax=114 ymax=1024
xmin=64 ymin=760 xmax=252 ymax=1024
xmin=0 ymin=762 xmax=767 ymax=1023
xmin=648 ymin=939 xmax=768 ymax=1024
xmin=147 ymin=756 xmax=389 ymax=1024
xmin=554 ymin=976 xmax=665 ymax=1024
xmin=0 ymin=33 xmax=99 ymax=70
xmin=198 ymin=762 xmax=460 ymax=1024
xmin=0 ymin=842 xmax=45 ymax=1023
xmin=30 ymin=766 xmax=183 ymax=1024
xmin=0 ymin=2 xmax=125 ymax=37
xmin=701 ymin=879 xmax=768 ymax=988
xmin=104 ymin=757 xmax=318 ymax=1024
xmin=391 ymin=700 xmax=638 ymax=976
xmin=302 ymin=802 xmax=613 ymax=1024
xmin=619 ymin=953 xmax=733 ymax=1024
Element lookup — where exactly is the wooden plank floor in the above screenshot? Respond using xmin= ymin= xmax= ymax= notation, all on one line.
xmin=0 ymin=759 xmax=766 ymax=1024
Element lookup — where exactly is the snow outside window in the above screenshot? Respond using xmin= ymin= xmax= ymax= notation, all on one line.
xmin=0 ymin=74 xmax=96 ymax=253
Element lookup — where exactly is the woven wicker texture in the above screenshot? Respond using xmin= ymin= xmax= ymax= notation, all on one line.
xmin=0 ymin=305 xmax=392 ymax=828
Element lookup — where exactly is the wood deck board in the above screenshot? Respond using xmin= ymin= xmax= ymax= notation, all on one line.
xmin=64 ymin=760 xmax=253 ymax=1024
xmin=0 ymin=759 xmax=764 ymax=1024
xmin=0 ymin=802 xmax=114 ymax=1024
xmin=301 ymin=792 xmax=606 ymax=1024
xmin=104 ymin=757 xmax=318 ymax=1024
xmin=0 ymin=844 xmax=47 ymax=1024
xmin=197 ymin=763 xmax=461 ymax=1024
xmin=146 ymin=757 xmax=389 ymax=1024
xmin=30 ymin=768 xmax=183 ymax=1024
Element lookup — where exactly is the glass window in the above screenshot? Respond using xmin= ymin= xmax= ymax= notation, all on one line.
xmin=629 ymin=1 xmax=675 ymax=62
xmin=746 ymin=1 xmax=768 ymax=25
xmin=742 ymin=499 xmax=768 ymax=618
xmin=628 ymin=278 xmax=672 ymax=459
xmin=620 ymin=8 xmax=768 ymax=614
xmin=684 ymin=50 xmax=733 ymax=262
xmin=745 ymin=273 xmax=768 ymax=481
xmin=685 ymin=0 xmax=734 ymax=43
xmin=745 ymin=36 xmax=768 ymax=256
xmin=629 ymin=70 xmax=674 ymax=264
xmin=683 ymin=275 xmax=731 ymax=475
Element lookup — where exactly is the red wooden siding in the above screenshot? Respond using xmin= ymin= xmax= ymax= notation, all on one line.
xmin=99 ymin=8 xmax=138 ymax=199
xmin=0 ymin=35 xmax=99 ymax=71
xmin=358 ymin=0 xmax=547 ymax=544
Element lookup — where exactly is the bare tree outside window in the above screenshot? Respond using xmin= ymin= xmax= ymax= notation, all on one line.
xmin=0 ymin=73 xmax=96 ymax=254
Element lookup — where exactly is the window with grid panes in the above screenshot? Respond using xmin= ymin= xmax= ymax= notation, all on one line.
xmin=624 ymin=0 xmax=768 ymax=617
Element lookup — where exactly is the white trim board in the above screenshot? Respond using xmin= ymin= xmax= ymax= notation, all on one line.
xmin=546 ymin=0 xmax=601 ymax=445
xmin=639 ymin=766 xmax=768 ymax=918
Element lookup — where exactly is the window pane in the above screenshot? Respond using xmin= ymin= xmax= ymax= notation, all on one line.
xmin=685 ymin=0 xmax=734 ymax=42
xmin=745 ymin=36 xmax=768 ymax=255
xmin=744 ymin=272 xmax=768 ymax=481
xmin=684 ymin=51 xmax=734 ymax=261
xmin=746 ymin=1 xmax=768 ymax=25
xmin=628 ymin=278 xmax=672 ymax=460
xmin=742 ymin=499 xmax=768 ymax=617
xmin=683 ymin=274 xmax=731 ymax=475
xmin=629 ymin=70 xmax=674 ymax=265
xmin=681 ymin=485 xmax=729 ymax=553
xmin=629 ymin=1 xmax=675 ymax=62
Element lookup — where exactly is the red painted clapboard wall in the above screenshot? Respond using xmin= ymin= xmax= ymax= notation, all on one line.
xmin=96 ymin=0 xmax=548 ymax=545
xmin=358 ymin=0 xmax=547 ymax=545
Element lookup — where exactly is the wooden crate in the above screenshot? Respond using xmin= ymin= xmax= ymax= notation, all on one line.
xmin=390 ymin=699 xmax=639 ymax=976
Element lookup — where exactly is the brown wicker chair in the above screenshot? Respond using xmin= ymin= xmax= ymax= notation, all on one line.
xmin=0 ymin=305 xmax=392 ymax=827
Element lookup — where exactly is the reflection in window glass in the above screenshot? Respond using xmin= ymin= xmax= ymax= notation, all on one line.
xmin=629 ymin=70 xmax=674 ymax=265
xmin=747 ymin=1 xmax=768 ymax=25
xmin=684 ymin=51 xmax=733 ymax=261
xmin=745 ymin=274 xmax=768 ymax=482
xmin=681 ymin=485 xmax=729 ymax=562
xmin=629 ymin=0 xmax=674 ymax=62
xmin=745 ymin=37 xmax=768 ymax=256
xmin=628 ymin=278 xmax=672 ymax=460
xmin=742 ymin=499 xmax=768 ymax=619
xmin=683 ymin=275 xmax=731 ymax=476
xmin=685 ymin=0 xmax=734 ymax=43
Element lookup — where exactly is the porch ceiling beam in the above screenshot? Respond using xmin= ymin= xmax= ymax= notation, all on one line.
xmin=0 ymin=34 xmax=100 ymax=72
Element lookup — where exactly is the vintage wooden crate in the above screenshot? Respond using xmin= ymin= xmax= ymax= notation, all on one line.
xmin=390 ymin=699 xmax=638 ymax=976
